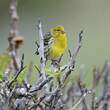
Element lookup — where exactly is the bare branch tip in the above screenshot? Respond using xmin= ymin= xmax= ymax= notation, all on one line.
xmin=68 ymin=49 xmax=72 ymax=57
xmin=79 ymin=30 xmax=84 ymax=42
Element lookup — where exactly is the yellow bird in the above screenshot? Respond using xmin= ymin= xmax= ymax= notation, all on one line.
xmin=44 ymin=25 xmax=67 ymax=60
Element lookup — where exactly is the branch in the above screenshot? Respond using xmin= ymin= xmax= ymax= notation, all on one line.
xmin=69 ymin=90 xmax=93 ymax=110
xmin=6 ymin=0 xmax=23 ymax=75
xmin=29 ymin=95 xmax=46 ymax=110
xmin=37 ymin=20 xmax=46 ymax=79
xmin=9 ymin=0 xmax=19 ymax=39
xmin=37 ymin=20 xmax=51 ymax=92
xmin=8 ymin=0 xmax=19 ymax=71
xmin=61 ymin=30 xmax=84 ymax=84
xmin=73 ymin=30 xmax=83 ymax=58
xmin=29 ymin=76 xmax=53 ymax=93
xmin=8 ymin=55 xmax=25 ymax=88
xmin=77 ymin=78 xmax=89 ymax=110
xmin=8 ymin=66 xmax=26 ymax=88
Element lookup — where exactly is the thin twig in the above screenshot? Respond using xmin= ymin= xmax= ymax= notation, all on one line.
xmin=29 ymin=76 xmax=53 ymax=93
xmin=8 ymin=66 xmax=26 ymax=88
xmin=8 ymin=54 xmax=25 ymax=87
xmin=29 ymin=95 xmax=46 ymax=110
xmin=69 ymin=90 xmax=93 ymax=110
xmin=77 ymin=80 xmax=89 ymax=110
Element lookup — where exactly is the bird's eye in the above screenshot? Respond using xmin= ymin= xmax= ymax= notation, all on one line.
xmin=54 ymin=29 xmax=60 ymax=32
xmin=56 ymin=29 xmax=60 ymax=31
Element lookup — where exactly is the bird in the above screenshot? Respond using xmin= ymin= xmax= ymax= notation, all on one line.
xmin=44 ymin=25 xmax=67 ymax=61
xmin=36 ymin=25 xmax=67 ymax=68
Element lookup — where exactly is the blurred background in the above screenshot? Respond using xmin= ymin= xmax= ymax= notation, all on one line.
xmin=0 ymin=0 xmax=110 ymax=86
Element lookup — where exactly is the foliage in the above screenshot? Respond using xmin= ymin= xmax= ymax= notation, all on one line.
xmin=0 ymin=54 xmax=11 ymax=80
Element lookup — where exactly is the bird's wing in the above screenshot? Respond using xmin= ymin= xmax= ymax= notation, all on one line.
xmin=44 ymin=32 xmax=54 ymax=59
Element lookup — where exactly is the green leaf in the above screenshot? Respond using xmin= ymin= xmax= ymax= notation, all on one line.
xmin=45 ymin=67 xmax=61 ymax=79
xmin=0 ymin=53 xmax=11 ymax=72
xmin=0 ymin=53 xmax=11 ymax=80
xmin=0 ymin=71 xmax=3 ymax=80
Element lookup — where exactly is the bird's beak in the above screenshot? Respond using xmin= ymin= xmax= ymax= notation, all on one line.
xmin=60 ymin=30 xmax=65 ymax=34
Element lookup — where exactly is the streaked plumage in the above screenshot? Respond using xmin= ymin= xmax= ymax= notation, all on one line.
xmin=44 ymin=25 xmax=67 ymax=60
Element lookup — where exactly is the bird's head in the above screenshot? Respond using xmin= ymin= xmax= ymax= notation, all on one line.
xmin=51 ymin=25 xmax=66 ymax=37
